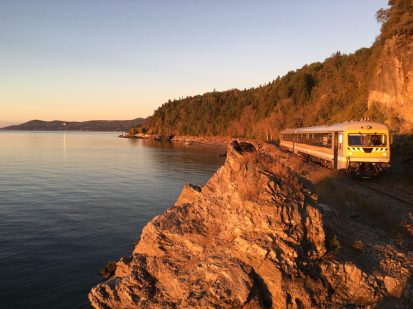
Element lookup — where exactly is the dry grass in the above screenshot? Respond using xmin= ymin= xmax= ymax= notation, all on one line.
xmin=259 ymin=153 xmax=303 ymax=192
xmin=235 ymin=144 xmax=306 ymax=200
xmin=326 ymin=235 xmax=341 ymax=253
xmin=237 ymin=151 xmax=262 ymax=201
xmin=238 ymin=151 xmax=259 ymax=171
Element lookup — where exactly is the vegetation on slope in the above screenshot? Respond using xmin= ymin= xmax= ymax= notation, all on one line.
xmin=377 ymin=0 xmax=413 ymax=42
xmin=144 ymin=49 xmax=376 ymax=139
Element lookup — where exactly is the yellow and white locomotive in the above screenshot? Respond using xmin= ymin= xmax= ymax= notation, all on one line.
xmin=280 ymin=121 xmax=390 ymax=177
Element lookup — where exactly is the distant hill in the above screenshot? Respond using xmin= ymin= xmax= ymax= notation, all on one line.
xmin=139 ymin=0 xmax=412 ymax=138
xmin=1 ymin=118 xmax=145 ymax=132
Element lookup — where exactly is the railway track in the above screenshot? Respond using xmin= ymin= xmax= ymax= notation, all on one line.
xmin=397 ymin=185 xmax=413 ymax=196
xmin=354 ymin=180 xmax=413 ymax=207
xmin=276 ymin=144 xmax=413 ymax=206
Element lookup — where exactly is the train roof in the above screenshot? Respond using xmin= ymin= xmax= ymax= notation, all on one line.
xmin=281 ymin=121 xmax=388 ymax=134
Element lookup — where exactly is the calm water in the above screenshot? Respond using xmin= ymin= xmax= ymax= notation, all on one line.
xmin=0 ymin=131 xmax=225 ymax=308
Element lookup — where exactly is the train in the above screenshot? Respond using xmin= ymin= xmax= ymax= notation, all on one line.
xmin=280 ymin=121 xmax=390 ymax=177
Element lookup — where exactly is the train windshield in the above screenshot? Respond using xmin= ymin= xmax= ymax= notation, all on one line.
xmin=348 ymin=134 xmax=386 ymax=146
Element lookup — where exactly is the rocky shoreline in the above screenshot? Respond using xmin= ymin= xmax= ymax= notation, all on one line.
xmin=89 ymin=141 xmax=412 ymax=308
xmin=119 ymin=132 xmax=232 ymax=146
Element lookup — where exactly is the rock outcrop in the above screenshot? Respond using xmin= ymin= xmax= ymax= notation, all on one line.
xmin=368 ymin=35 xmax=413 ymax=132
xmin=89 ymin=141 xmax=412 ymax=308
xmin=368 ymin=0 xmax=413 ymax=132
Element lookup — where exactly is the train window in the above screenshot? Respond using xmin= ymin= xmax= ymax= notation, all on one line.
xmin=322 ymin=133 xmax=332 ymax=148
xmin=348 ymin=134 xmax=386 ymax=146
xmin=297 ymin=132 xmax=333 ymax=148
xmin=339 ymin=134 xmax=343 ymax=149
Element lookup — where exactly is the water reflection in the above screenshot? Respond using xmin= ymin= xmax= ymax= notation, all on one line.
xmin=63 ymin=133 xmax=67 ymax=161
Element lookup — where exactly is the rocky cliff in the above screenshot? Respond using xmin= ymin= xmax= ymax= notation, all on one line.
xmin=368 ymin=35 xmax=413 ymax=133
xmin=368 ymin=0 xmax=413 ymax=133
xmin=89 ymin=141 xmax=412 ymax=308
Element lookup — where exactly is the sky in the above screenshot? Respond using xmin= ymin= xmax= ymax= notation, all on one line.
xmin=0 ymin=0 xmax=388 ymax=126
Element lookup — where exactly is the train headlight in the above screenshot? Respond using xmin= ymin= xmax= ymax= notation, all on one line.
xmin=349 ymin=152 xmax=353 ymax=156
xmin=383 ymin=152 xmax=387 ymax=156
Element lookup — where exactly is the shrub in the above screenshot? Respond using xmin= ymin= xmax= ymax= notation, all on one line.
xmin=352 ymin=240 xmax=364 ymax=251
xmin=328 ymin=235 xmax=341 ymax=253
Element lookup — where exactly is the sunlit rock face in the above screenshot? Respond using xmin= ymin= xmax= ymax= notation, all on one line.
xmin=89 ymin=142 xmax=410 ymax=308
xmin=368 ymin=35 xmax=413 ymax=133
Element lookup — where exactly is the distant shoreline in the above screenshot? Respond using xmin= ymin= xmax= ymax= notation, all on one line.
xmin=1 ymin=118 xmax=145 ymax=132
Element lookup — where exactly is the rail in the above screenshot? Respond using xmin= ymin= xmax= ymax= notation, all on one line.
xmin=354 ymin=180 xmax=413 ymax=207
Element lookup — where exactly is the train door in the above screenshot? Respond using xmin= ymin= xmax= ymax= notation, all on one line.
xmin=333 ymin=132 xmax=338 ymax=169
